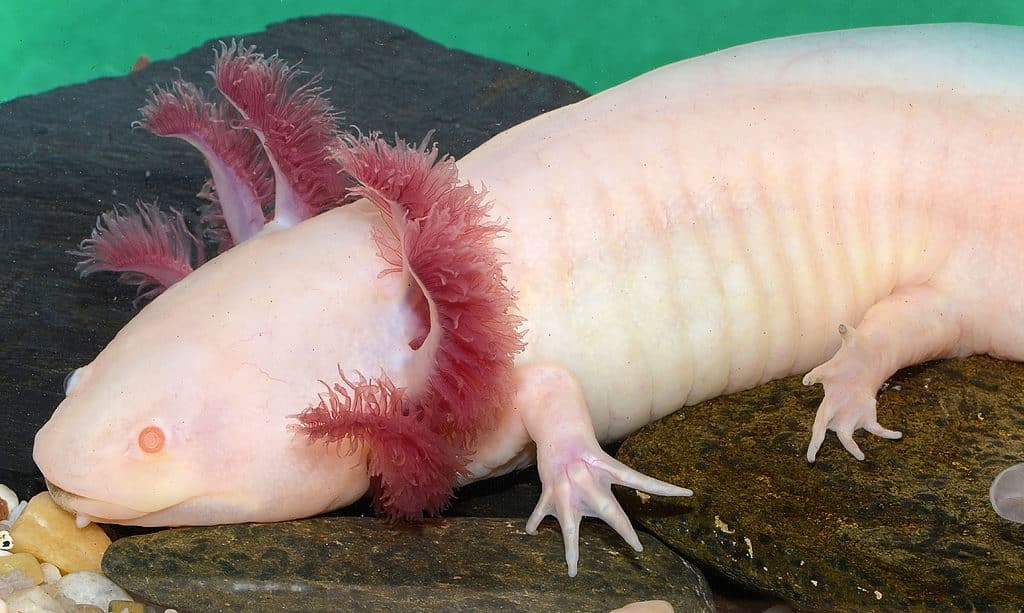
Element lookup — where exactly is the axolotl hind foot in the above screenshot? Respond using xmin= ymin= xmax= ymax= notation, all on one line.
xmin=803 ymin=285 xmax=964 ymax=462
xmin=803 ymin=323 xmax=903 ymax=462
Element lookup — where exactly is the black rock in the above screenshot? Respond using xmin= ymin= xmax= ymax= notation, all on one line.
xmin=0 ymin=15 xmax=586 ymax=502
xmin=103 ymin=516 xmax=713 ymax=613
xmin=617 ymin=355 xmax=1024 ymax=611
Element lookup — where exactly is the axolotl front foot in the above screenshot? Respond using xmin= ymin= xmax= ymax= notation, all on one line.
xmin=514 ymin=365 xmax=691 ymax=577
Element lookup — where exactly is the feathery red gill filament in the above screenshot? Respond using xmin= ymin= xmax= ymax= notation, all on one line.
xmin=292 ymin=133 xmax=525 ymax=518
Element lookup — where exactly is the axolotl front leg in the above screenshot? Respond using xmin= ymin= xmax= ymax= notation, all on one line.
xmin=511 ymin=364 xmax=691 ymax=576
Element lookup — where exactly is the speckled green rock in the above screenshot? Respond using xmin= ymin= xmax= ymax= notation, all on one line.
xmin=617 ymin=355 xmax=1024 ymax=612
xmin=102 ymin=516 xmax=712 ymax=613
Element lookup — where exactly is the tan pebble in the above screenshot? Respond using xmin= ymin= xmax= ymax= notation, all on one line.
xmin=0 ymin=487 xmax=18 ymax=522
xmin=9 ymin=494 xmax=110 ymax=574
xmin=0 ymin=552 xmax=44 ymax=585
xmin=0 ymin=595 xmax=6 ymax=613
xmin=39 ymin=563 xmax=60 ymax=584
xmin=108 ymin=600 xmax=144 ymax=613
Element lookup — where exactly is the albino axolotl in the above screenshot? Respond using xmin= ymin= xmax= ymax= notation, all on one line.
xmin=33 ymin=23 xmax=1024 ymax=576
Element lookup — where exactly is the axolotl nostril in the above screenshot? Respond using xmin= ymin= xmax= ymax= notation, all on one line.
xmin=32 ymin=23 xmax=1024 ymax=576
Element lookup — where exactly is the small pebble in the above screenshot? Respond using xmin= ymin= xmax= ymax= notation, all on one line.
xmin=609 ymin=601 xmax=675 ymax=613
xmin=54 ymin=572 xmax=129 ymax=609
xmin=4 ymin=584 xmax=62 ymax=613
xmin=7 ymin=502 xmax=26 ymax=527
xmin=0 ymin=553 xmax=44 ymax=586
xmin=10 ymin=494 xmax=110 ymax=573
xmin=39 ymin=564 xmax=60 ymax=585
xmin=0 ymin=487 xmax=18 ymax=522
xmin=0 ymin=531 xmax=13 ymax=551
xmin=0 ymin=569 xmax=36 ymax=599
xmin=107 ymin=600 xmax=143 ymax=613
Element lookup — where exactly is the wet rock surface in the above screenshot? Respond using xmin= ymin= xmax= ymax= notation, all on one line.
xmin=102 ymin=516 xmax=713 ymax=613
xmin=617 ymin=355 xmax=1024 ymax=612
xmin=0 ymin=14 xmax=587 ymax=502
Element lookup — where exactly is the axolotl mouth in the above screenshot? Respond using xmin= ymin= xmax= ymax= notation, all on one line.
xmin=44 ymin=477 xmax=278 ymax=529
xmin=45 ymin=478 xmax=150 ymax=527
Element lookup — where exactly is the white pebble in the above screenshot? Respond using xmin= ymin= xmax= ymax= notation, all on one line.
xmin=53 ymin=572 xmax=129 ymax=609
xmin=0 ymin=530 xmax=12 ymax=551
xmin=39 ymin=564 xmax=61 ymax=585
xmin=6 ymin=502 xmax=26 ymax=526
xmin=0 ymin=570 xmax=34 ymax=598
xmin=0 ymin=595 xmax=6 ymax=612
xmin=0 ymin=487 xmax=18 ymax=522
xmin=4 ymin=585 xmax=62 ymax=612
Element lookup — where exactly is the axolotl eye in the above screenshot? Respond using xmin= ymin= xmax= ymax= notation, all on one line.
xmin=63 ymin=369 xmax=81 ymax=395
xmin=137 ymin=426 xmax=166 ymax=454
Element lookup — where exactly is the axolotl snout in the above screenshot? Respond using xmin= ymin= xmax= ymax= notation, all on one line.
xmin=34 ymin=24 xmax=1024 ymax=575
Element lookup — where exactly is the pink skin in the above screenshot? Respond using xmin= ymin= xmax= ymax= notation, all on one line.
xmin=34 ymin=23 xmax=1024 ymax=577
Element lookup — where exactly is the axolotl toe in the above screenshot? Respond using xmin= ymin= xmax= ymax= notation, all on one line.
xmin=34 ymin=24 xmax=1024 ymax=575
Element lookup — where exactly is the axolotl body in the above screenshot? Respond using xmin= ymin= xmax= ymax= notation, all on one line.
xmin=34 ymin=24 xmax=1024 ymax=575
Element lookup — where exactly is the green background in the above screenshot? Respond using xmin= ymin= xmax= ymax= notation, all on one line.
xmin=4 ymin=0 xmax=1024 ymax=102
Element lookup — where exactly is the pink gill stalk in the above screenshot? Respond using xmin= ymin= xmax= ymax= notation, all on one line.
xmin=212 ymin=42 xmax=350 ymax=228
xmin=136 ymin=80 xmax=273 ymax=249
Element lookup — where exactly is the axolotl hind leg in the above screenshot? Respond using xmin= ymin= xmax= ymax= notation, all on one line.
xmin=803 ymin=284 xmax=965 ymax=462
xmin=514 ymin=364 xmax=692 ymax=577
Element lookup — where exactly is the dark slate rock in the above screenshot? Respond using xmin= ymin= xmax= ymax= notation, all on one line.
xmin=616 ymin=355 xmax=1024 ymax=612
xmin=102 ymin=516 xmax=713 ymax=613
xmin=0 ymin=15 xmax=586 ymax=502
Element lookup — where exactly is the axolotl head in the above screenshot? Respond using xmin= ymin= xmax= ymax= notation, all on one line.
xmin=35 ymin=342 xmax=376 ymax=529
xmin=33 ymin=38 xmax=524 ymax=529
xmin=34 ymin=134 xmax=523 ymax=528
xmin=31 ymin=201 xmax=421 ymax=528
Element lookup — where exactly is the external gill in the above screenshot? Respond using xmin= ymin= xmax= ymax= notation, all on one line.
xmin=71 ymin=202 xmax=205 ymax=303
xmin=136 ymin=79 xmax=273 ymax=250
xmin=292 ymin=133 xmax=526 ymax=519
xmin=211 ymin=41 xmax=351 ymax=227
xmin=75 ymin=39 xmax=347 ymax=298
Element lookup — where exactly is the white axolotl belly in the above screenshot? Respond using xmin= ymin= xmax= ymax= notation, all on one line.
xmin=33 ymin=23 xmax=1024 ymax=576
